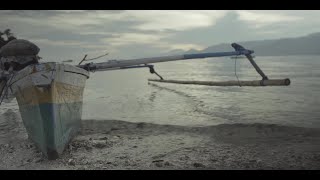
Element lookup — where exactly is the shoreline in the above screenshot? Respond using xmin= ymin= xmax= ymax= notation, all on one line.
xmin=1 ymin=109 xmax=320 ymax=170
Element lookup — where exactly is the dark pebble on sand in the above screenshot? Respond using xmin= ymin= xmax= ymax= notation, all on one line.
xmin=136 ymin=123 xmax=145 ymax=128
xmin=249 ymin=159 xmax=257 ymax=163
xmin=152 ymin=159 xmax=164 ymax=163
xmin=179 ymin=155 xmax=190 ymax=161
xmin=68 ymin=159 xmax=75 ymax=166
xmin=227 ymin=132 xmax=234 ymax=136
xmin=93 ymin=143 xmax=107 ymax=149
xmin=21 ymin=159 xmax=32 ymax=165
xmin=112 ymin=136 xmax=120 ymax=140
xmin=82 ymin=160 xmax=89 ymax=165
xmin=99 ymin=137 xmax=108 ymax=140
xmin=193 ymin=163 xmax=205 ymax=168
xmin=96 ymin=160 xmax=104 ymax=164
xmin=35 ymin=158 xmax=43 ymax=163
xmin=118 ymin=155 xmax=128 ymax=159
xmin=85 ymin=146 xmax=93 ymax=151
xmin=155 ymin=162 xmax=163 ymax=167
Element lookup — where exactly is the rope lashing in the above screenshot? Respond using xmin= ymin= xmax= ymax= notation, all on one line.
xmin=234 ymin=55 xmax=241 ymax=87
xmin=0 ymin=73 xmax=15 ymax=105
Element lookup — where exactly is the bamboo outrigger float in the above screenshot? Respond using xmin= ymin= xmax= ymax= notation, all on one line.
xmin=148 ymin=78 xmax=291 ymax=87
xmin=0 ymin=39 xmax=290 ymax=159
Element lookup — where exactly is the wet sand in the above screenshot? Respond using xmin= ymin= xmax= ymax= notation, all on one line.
xmin=1 ymin=109 xmax=320 ymax=170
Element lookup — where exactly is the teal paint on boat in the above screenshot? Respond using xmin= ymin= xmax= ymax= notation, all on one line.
xmin=18 ymin=102 xmax=83 ymax=159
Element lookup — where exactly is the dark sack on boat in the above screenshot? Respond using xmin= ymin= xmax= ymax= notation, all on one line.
xmin=0 ymin=39 xmax=40 ymax=57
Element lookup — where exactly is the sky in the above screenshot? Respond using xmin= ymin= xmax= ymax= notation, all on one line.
xmin=1 ymin=10 xmax=320 ymax=62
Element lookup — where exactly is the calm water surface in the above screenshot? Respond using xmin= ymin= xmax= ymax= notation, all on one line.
xmin=81 ymin=55 xmax=320 ymax=128
xmin=1 ymin=55 xmax=319 ymax=128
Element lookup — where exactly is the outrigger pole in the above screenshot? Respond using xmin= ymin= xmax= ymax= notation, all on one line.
xmin=77 ymin=43 xmax=290 ymax=87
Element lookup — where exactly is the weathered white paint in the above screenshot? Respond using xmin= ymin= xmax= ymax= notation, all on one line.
xmin=10 ymin=62 xmax=89 ymax=100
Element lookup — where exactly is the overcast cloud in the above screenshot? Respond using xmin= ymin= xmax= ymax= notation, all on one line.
xmin=1 ymin=10 xmax=320 ymax=61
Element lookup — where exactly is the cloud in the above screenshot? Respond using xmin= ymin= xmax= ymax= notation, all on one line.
xmin=0 ymin=10 xmax=229 ymax=33
xmin=104 ymin=33 xmax=168 ymax=46
xmin=0 ymin=11 xmax=241 ymax=52
xmin=236 ymin=10 xmax=303 ymax=29
xmin=122 ymin=10 xmax=228 ymax=31
xmin=31 ymin=38 xmax=87 ymax=46
xmin=102 ymin=32 xmax=204 ymax=51
xmin=166 ymin=43 xmax=204 ymax=51
xmin=2 ymin=10 xmax=320 ymax=59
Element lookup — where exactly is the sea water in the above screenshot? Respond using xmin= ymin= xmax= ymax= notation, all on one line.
xmin=1 ymin=55 xmax=319 ymax=128
xmin=81 ymin=55 xmax=320 ymax=128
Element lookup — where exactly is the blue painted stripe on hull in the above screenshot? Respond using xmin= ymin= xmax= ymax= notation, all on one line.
xmin=18 ymin=102 xmax=83 ymax=159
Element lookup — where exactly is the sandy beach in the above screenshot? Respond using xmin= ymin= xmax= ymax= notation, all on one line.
xmin=0 ymin=109 xmax=320 ymax=170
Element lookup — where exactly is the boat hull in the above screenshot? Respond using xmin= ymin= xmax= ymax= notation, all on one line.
xmin=11 ymin=62 xmax=89 ymax=159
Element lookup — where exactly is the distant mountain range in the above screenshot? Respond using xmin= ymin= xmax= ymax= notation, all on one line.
xmin=168 ymin=32 xmax=320 ymax=56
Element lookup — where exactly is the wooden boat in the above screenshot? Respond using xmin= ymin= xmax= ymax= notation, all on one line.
xmin=0 ymin=40 xmax=290 ymax=159
xmin=9 ymin=62 xmax=88 ymax=159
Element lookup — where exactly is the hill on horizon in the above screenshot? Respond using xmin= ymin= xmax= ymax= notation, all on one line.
xmin=168 ymin=32 xmax=320 ymax=56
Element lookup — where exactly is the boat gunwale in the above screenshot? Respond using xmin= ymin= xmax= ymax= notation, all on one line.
xmin=10 ymin=62 xmax=90 ymax=85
